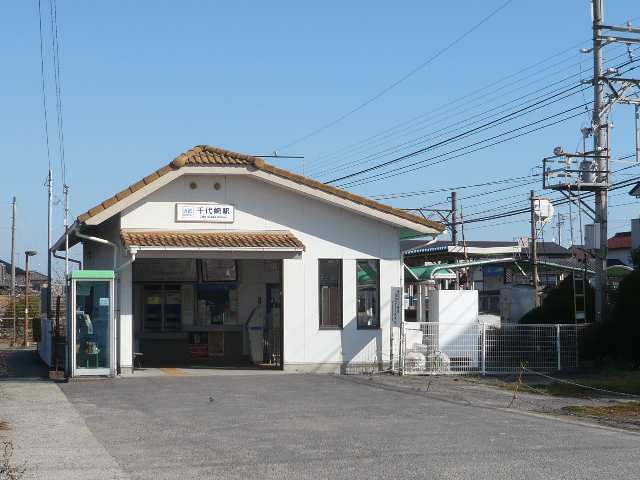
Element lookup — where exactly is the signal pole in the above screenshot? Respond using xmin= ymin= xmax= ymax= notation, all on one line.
xmin=592 ymin=0 xmax=608 ymax=323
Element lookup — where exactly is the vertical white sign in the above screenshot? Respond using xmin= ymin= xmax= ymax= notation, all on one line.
xmin=391 ymin=286 xmax=403 ymax=326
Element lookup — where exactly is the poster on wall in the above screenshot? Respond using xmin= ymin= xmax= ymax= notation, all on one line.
xmin=200 ymin=259 xmax=237 ymax=282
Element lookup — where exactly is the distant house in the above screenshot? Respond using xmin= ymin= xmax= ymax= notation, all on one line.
xmin=607 ymin=232 xmax=633 ymax=267
xmin=0 ymin=259 xmax=48 ymax=291
xmin=401 ymin=239 xmax=581 ymax=315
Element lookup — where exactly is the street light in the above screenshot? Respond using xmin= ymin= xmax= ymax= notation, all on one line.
xmin=23 ymin=250 xmax=37 ymax=347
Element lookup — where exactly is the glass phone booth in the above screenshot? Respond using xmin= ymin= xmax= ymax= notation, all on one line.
xmin=68 ymin=270 xmax=116 ymax=377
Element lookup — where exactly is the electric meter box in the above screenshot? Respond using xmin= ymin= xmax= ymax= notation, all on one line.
xmin=67 ymin=270 xmax=116 ymax=377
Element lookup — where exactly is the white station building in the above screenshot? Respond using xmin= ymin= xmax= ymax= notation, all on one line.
xmin=52 ymin=145 xmax=443 ymax=375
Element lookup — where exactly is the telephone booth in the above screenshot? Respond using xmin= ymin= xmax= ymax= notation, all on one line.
xmin=68 ymin=270 xmax=116 ymax=377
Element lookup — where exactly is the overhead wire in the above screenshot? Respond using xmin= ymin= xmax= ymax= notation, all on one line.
xmin=328 ymin=55 xmax=639 ymax=187
xmin=335 ymin=106 xmax=589 ymax=188
xmin=49 ymin=0 xmax=66 ymax=186
xmin=37 ymin=0 xmax=52 ymax=170
xmin=275 ymin=0 xmax=515 ymax=151
xmin=307 ymin=39 xmax=596 ymax=171
xmin=309 ymin=44 xmax=637 ymax=179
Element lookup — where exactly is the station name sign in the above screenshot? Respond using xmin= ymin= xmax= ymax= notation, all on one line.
xmin=176 ymin=203 xmax=235 ymax=223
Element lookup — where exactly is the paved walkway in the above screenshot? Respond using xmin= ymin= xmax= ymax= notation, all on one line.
xmin=0 ymin=348 xmax=128 ymax=480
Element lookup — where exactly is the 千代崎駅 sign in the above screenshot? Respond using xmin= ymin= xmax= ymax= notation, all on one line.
xmin=176 ymin=203 xmax=235 ymax=223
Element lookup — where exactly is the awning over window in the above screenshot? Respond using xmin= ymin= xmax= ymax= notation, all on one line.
xmin=121 ymin=230 xmax=305 ymax=251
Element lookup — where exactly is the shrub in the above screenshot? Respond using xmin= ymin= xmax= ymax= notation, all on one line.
xmin=519 ymin=274 xmax=595 ymax=324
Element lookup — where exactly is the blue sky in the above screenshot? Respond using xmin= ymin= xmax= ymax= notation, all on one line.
xmin=1 ymin=1 xmax=639 ymax=275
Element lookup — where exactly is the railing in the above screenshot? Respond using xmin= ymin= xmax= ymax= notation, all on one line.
xmin=401 ymin=322 xmax=584 ymax=375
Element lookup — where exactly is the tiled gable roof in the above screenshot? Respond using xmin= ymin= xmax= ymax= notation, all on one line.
xmin=76 ymin=145 xmax=445 ymax=232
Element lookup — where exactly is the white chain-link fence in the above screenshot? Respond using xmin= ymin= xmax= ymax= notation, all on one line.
xmin=401 ymin=322 xmax=584 ymax=375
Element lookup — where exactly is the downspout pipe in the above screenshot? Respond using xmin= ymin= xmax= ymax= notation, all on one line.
xmin=74 ymin=225 xmax=117 ymax=271
xmin=52 ymin=251 xmax=81 ymax=269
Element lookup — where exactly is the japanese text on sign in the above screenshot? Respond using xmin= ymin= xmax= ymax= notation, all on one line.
xmin=176 ymin=203 xmax=235 ymax=223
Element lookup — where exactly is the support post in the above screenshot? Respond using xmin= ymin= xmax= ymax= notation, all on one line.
xmin=530 ymin=190 xmax=539 ymax=306
xmin=23 ymin=253 xmax=30 ymax=347
xmin=592 ymin=0 xmax=608 ymax=322
xmin=635 ymin=103 xmax=640 ymax=163
xmin=451 ymin=191 xmax=458 ymax=245
xmin=10 ymin=197 xmax=16 ymax=346
xmin=556 ymin=324 xmax=562 ymax=371
xmin=46 ymin=168 xmax=53 ymax=321
xmin=481 ymin=322 xmax=486 ymax=375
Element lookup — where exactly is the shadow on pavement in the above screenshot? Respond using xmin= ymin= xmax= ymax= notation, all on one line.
xmin=0 ymin=347 xmax=49 ymax=382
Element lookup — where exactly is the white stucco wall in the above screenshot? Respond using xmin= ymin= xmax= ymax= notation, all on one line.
xmin=83 ymin=173 xmax=404 ymax=372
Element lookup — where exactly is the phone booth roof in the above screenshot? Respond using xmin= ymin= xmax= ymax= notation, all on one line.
xmin=70 ymin=270 xmax=114 ymax=280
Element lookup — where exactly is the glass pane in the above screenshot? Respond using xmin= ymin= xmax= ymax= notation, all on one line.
xmin=197 ymin=285 xmax=235 ymax=326
xmin=164 ymin=285 xmax=182 ymax=331
xmin=357 ymin=260 xmax=379 ymax=328
xmin=75 ymin=280 xmax=110 ymax=369
xmin=144 ymin=285 xmax=162 ymax=332
xmin=319 ymin=260 xmax=342 ymax=328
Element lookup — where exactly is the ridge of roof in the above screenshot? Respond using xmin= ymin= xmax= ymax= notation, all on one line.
xmin=77 ymin=145 xmax=445 ymax=232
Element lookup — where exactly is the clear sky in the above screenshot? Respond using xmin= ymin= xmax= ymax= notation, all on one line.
xmin=1 ymin=0 xmax=639 ymax=276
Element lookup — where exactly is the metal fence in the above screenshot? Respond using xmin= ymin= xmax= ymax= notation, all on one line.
xmin=401 ymin=322 xmax=584 ymax=375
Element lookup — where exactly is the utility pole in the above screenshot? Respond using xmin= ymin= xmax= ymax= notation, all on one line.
xmin=10 ymin=197 xmax=16 ymax=346
xmin=450 ymin=191 xmax=458 ymax=245
xmin=63 ymin=184 xmax=69 ymax=277
xmin=46 ymin=168 xmax=53 ymax=321
xmin=541 ymin=0 xmax=639 ymax=322
xmin=592 ymin=0 xmax=608 ymax=323
xmin=555 ymin=214 xmax=566 ymax=247
xmin=530 ymin=190 xmax=539 ymax=306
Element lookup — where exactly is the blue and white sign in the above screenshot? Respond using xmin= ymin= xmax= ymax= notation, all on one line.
xmin=176 ymin=203 xmax=235 ymax=223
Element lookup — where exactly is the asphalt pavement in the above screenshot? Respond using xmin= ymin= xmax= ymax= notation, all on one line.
xmin=57 ymin=372 xmax=640 ymax=480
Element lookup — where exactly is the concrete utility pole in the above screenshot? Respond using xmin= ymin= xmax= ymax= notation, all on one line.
xmin=541 ymin=0 xmax=639 ymax=321
xmin=450 ymin=191 xmax=458 ymax=245
xmin=592 ymin=0 xmax=608 ymax=323
xmin=555 ymin=214 xmax=566 ymax=247
xmin=530 ymin=190 xmax=539 ymax=306
xmin=46 ymin=168 xmax=53 ymax=321
xmin=10 ymin=197 xmax=16 ymax=346
xmin=63 ymin=184 xmax=69 ymax=277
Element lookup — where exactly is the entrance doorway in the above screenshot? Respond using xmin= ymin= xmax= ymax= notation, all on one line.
xmin=132 ymin=258 xmax=283 ymax=369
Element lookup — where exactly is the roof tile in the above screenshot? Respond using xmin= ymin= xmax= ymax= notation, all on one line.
xmin=121 ymin=230 xmax=305 ymax=250
xmin=76 ymin=144 xmax=445 ymax=232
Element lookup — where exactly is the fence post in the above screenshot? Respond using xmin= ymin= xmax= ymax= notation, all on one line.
xmin=556 ymin=324 xmax=561 ymax=371
xmin=481 ymin=322 xmax=486 ymax=375
xmin=399 ymin=320 xmax=405 ymax=376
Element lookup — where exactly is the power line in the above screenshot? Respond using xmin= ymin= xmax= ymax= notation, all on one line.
xmin=275 ymin=0 xmax=515 ymax=151
xmin=315 ymin=82 xmax=592 ymax=180
xmin=370 ymin=174 xmax=540 ymax=201
xmin=331 ymin=98 xmax=589 ymax=185
xmin=37 ymin=0 xmax=51 ymax=170
xmin=323 ymin=54 xmax=638 ymax=184
xmin=336 ymin=107 xmax=589 ymax=188
xmin=309 ymin=44 xmax=637 ymax=179
xmin=49 ymin=0 xmax=66 ymax=186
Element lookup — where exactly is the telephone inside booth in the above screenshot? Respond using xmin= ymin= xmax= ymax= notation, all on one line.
xmin=67 ymin=270 xmax=115 ymax=377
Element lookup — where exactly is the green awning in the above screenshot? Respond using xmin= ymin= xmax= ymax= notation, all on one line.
xmin=405 ymin=265 xmax=456 ymax=281
xmin=357 ymin=262 xmax=378 ymax=285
